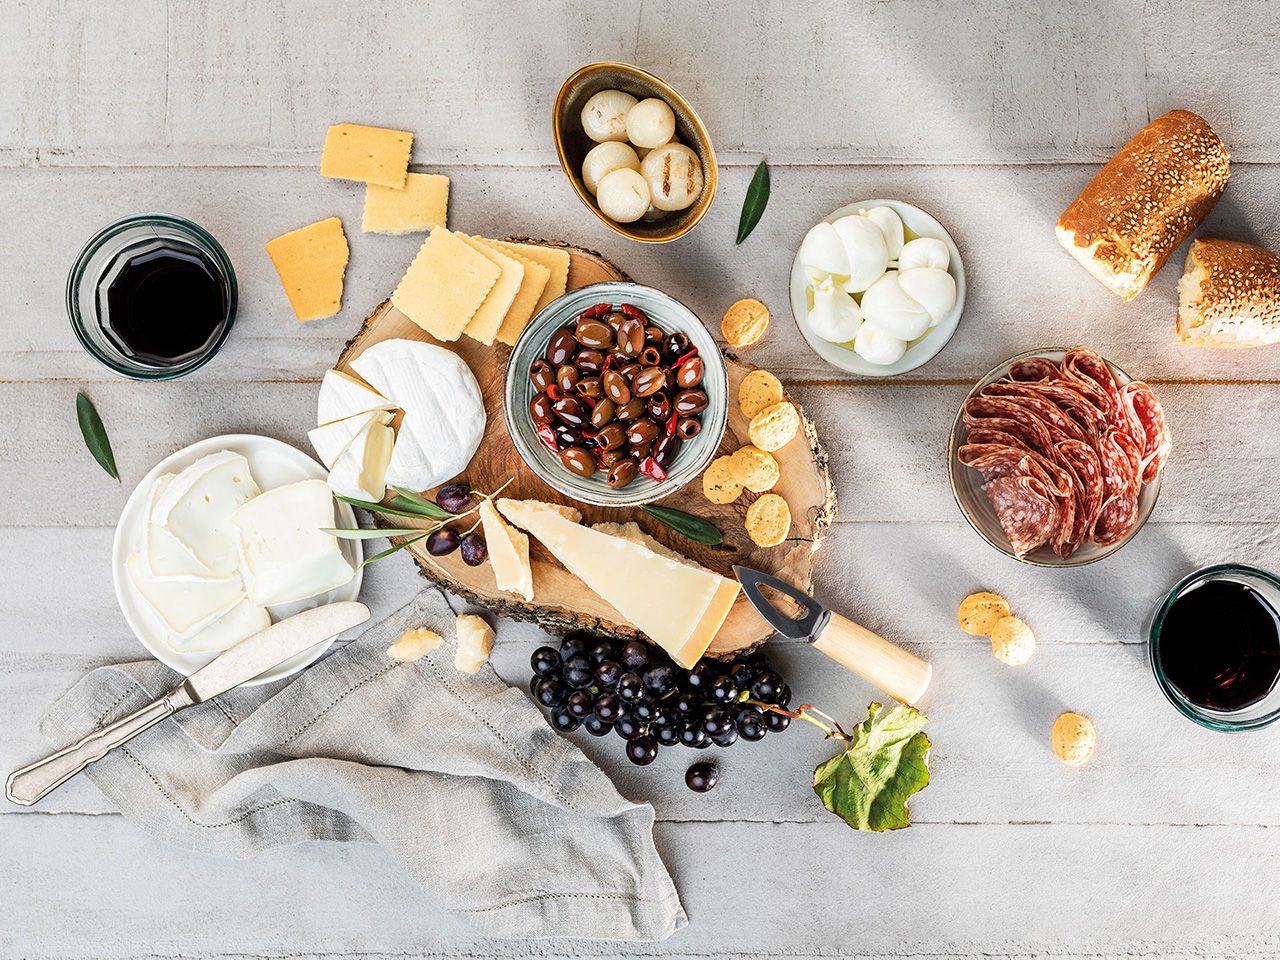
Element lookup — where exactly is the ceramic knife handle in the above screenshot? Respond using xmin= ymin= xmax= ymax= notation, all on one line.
xmin=5 ymin=694 xmax=179 ymax=806
xmin=812 ymin=613 xmax=932 ymax=706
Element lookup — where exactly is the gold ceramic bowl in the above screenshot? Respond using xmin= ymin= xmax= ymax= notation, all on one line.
xmin=553 ymin=62 xmax=717 ymax=244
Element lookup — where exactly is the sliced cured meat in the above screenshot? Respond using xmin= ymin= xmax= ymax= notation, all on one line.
xmin=957 ymin=444 xmax=1032 ymax=482
xmin=1094 ymin=489 xmax=1139 ymax=546
xmin=983 ymin=474 xmax=1058 ymax=557
xmin=1009 ymin=357 xmax=1061 ymax=382
xmin=963 ymin=397 xmax=1056 ymax=455
xmin=1057 ymin=439 xmax=1105 ymax=540
xmin=979 ymin=383 xmax=1088 ymax=442
xmin=959 ymin=415 xmax=1045 ymax=452
xmin=1062 ymin=348 xmax=1123 ymax=426
xmin=1120 ymin=380 xmax=1172 ymax=483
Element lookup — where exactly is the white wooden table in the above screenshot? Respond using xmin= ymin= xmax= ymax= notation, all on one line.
xmin=5 ymin=1 xmax=1280 ymax=956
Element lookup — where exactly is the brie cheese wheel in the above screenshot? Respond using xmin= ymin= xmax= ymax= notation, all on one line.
xmin=350 ymin=339 xmax=485 ymax=491
xmin=142 ymin=474 xmax=212 ymax=579
xmin=898 ymin=236 xmax=950 ymax=272
xmin=858 ymin=272 xmax=932 ymax=341
xmin=308 ymin=409 xmax=393 ymax=471
xmin=325 ymin=416 xmax=394 ymax=502
xmin=125 ymin=553 xmax=245 ymax=637
xmin=316 ymin=369 xmax=396 ymax=427
xmin=171 ymin=598 xmax=271 ymax=654
xmin=153 ymin=452 xmax=260 ymax=577
xmin=897 ymin=267 xmax=957 ymax=325
xmin=230 ymin=479 xmax=355 ymax=606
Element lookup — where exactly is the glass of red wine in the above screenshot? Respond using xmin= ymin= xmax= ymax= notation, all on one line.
xmin=67 ymin=213 xmax=237 ymax=380
xmin=1150 ymin=564 xmax=1280 ymax=730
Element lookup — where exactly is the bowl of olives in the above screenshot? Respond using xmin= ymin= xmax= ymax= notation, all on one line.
xmin=504 ymin=281 xmax=728 ymax=507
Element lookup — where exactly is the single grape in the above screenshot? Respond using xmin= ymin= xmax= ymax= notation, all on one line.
xmin=563 ymin=655 xmax=593 ymax=689
xmin=582 ymin=713 xmax=613 ymax=737
xmin=736 ymin=706 xmax=767 ymax=741
xmin=653 ymin=722 xmax=682 ymax=746
xmin=566 ymin=690 xmax=594 ymax=719
xmin=550 ymin=706 xmax=581 ymax=732
xmin=680 ymin=726 xmax=710 ymax=749
xmin=615 ymin=711 xmax=647 ymax=740
xmin=765 ymin=710 xmax=791 ymax=732
xmin=435 ymin=482 xmax=472 ymax=514
xmin=702 ymin=708 xmax=732 ymax=737
xmin=594 ymin=692 xmax=622 ymax=723
xmin=634 ymin=698 xmax=657 ymax=722
xmin=751 ymin=671 xmax=784 ymax=702
xmin=685 ymin=662 xmax=717 ymax=691
xmin=685 ymin=761 xmax=719 ymax=792
xmin=672 ymin=691 xmax=699 ymax=717
xmin=775 ymin=684 xmax=792 ymax=709
xmin=729 ymin=663 xmax=754 ymax=689
xmin=530 ymin=646 xmax=561 ymax=679
xmin=559 ymin=635 xmax=591 ymax=661
xmin=643 ymin=664 xmax=677 ymax=698
xmin=617 ymin=673 xmax=645 ymax=702
xmin=588 ymin=642 xmax=616 ymax=665
xmin=594 ymin=659 xmax=622 ymax=688
xmin=650 ymin=703 xmax=677 ymax=728
xmin=459 ymin=530 xmax=488 ymax=566
xmin=711 ymin=726 xmax=738 ymax=748
xmin=626 ymin=736 xmax=659 ymax=766
xmin=709 ymin=676 xmax=739 ymax=704
xmin=745 ymin=651 xmax=773 ymax=675
xmin=533 ymin=677 xmax=567 ymax=708
xmin=619 ymin=641 xmax=649 ymax=671
xmin=425 ymin=527 xmax=460 ymax=556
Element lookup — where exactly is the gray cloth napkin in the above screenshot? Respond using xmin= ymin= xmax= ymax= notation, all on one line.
xmin=39 ymin=588 xmax=686 ymax=941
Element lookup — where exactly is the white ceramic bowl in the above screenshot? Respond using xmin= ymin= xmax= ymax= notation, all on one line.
xmin=947 ymin=349 xmax=1163 ymax=567
xmin=112 ymin=434 xmax=363 ymax=683
xmin=789 ymin=199 xmax=966 ymax=377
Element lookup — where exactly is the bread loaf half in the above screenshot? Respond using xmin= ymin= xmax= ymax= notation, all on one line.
xmin=1056 ymin=110 xmax=1229 ymax=301
xmin=1177 ymin=238 xmax=1280 ymax=348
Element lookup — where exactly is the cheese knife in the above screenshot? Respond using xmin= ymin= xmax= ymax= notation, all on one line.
xmin=733 ymin=566 xmax=932 ymax=706
xmin=5 ymin=600 xmax=370 ymax=807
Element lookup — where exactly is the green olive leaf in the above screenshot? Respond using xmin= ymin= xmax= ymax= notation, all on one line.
xmin=389 ymin=486 xmax=455 ymax=518
xmin=735 ymin=160 xmax=770 ymax=246
xmin=640 ymin=504 xmax=723 ymax=545
xmin=76 ymin=392 xmax=119 ymax=482
xmin=356 ymin=532 xmax=430 ymax=570
xmin=335 ymin=494 xmax=449 ymax=521
xmin=812 ymin=702 xmax=931 ymax=832
xmin=322 ymin=527 xmax=426 ymax=539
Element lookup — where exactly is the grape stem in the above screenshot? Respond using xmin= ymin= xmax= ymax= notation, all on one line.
xmin=748 ymin=699 xmax=851 ymax=745
xmin=363 ymin=476 xmax=513 ymax=538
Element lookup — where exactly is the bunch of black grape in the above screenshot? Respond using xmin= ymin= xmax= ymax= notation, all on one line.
xmin=529 ymin=631 xmax=792 ymax=790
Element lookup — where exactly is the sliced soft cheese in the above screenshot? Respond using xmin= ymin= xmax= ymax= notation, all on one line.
xmin=326 ymin=415 xmax=393 ymax=502
xmin=171 ymin=598 xmax=271 ymax=654
xmin=478 ymin=499 xmax=534 ymax=601
xmin=126 ymin=553 xmax=245 ymax=637
xmin=497 ymin=499 xmax=740 ymax=668
xmin=154 ymin=452 xmax=260 ymax=577
xmin=316 ymin=368 xmax=396 ymax=427
xmin=454 ymin=613 xmax=495 ymax=673
xmin=230 ymin=479 xmax=355 ymax=606
xmin=142 ymin=474 xmax=212 ymax=579
xmin=308 ymin=409 xmax=393 ymax=471
xmin=349 ymin=339 xmax=486 ymax=490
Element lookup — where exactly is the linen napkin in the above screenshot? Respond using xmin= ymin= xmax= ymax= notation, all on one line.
xmin=39 ymin=588 xmax=686 ymax=941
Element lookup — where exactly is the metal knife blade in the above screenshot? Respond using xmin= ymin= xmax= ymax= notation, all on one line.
xmin=182 ymin=600 xmax=370 ymax=702
xmin=733 ymin=566 xmax=830 ymax=642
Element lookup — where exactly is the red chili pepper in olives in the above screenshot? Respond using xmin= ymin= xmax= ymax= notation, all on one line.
xmin=620 ymin=303 xmax=649 ymax=323
xmin=536 ymin=422 xmax=559 ymax=453
xmin=637 ymin=456 xmax=667 ymax=482
xmin=582 ymin=302 xmax=612 ymax=319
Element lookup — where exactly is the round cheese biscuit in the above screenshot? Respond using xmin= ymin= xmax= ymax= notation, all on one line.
xmin=701 ymin=456 xmax=743 ymax=504
xmin=745 ymin=493 xmax=791 ymax=547
xmin=989 ymin=615 xmax=1035 ymax=665
xmin=739 ymin=369 xmax=784 ymax=419
xmin=957 ymin=591 xmax=1012 ymax=636
xmin=748 ymin=401 xmax=800 ymax=453
xmin=729 ymin=445 xmax=780 ymax=492
xmin=1052 ymin=712 xmax=1095 ymax=765
xmin=721 ymin=298 xmax=770 ymax=348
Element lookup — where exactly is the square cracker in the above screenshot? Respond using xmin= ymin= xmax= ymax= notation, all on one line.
xmin=484 ymin=239 xmax=570 ymax=313
xmin=321 ymin=123 xmax=413 ymax=189
xmin=391 ymin=228 xmax=500 ymax=341
xmin=469 ymin=237 xmax=552 ymax=345
xmin=362 ymin=173 xmax=450 ymax=234
xmin=265 ymin=217 xmax=349 ymax=322
xmin=453 ymin=233 xmax=525 ymax=346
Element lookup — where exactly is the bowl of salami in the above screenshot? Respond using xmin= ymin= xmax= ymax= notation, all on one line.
xmin=948 ymin=348 xmax=1171 ymax=567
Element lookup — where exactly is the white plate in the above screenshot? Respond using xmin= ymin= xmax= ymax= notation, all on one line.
xmin=112 ymin=434 xmax=364 ymax=685
xmin=788 ymin=198 xmax=966 ymax=377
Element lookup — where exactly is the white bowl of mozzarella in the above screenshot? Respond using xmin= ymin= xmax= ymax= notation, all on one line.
xmin=789 ymin=199 xmax=966 ymax=376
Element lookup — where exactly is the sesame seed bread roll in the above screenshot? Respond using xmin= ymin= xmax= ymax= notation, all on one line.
xmin=1056 ymin=110 xmax=1230 ymax=301
xmin=1177 ymin=238 xmax=1280 ymax=348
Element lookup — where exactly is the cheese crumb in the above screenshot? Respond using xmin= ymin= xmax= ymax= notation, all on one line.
xmin=1052 ymin=712 xmax=1096 ymax=765
xmin=454 ymin=614 xmax=495 ymax=673
xmin=387 ymin=626 xmax=443 ymax=662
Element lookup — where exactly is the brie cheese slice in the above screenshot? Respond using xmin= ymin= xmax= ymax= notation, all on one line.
xmin=349 ymin=339 xmax=485 ymax=491
xmin=308 ymin=409 xmax=393 ymax=470
xmin=230 ymin=479 xmax=356 ymax=606
xmin=170 ymin=598 xmax=271 ymax=654
xmin=153 ymin=452 xmax=260 ymax=577
xmin=316 ymin=369 xmax=396 ymax=426
xmin=141 ymin=474 xmax=212 ymax=579
xmin=126 ymin=553 xmax=245 ymax=637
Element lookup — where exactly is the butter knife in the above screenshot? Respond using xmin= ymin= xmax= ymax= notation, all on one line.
xmin=5 ymin=600 xmax=370 ymax=807
xmin=733 ymin=566 xmax=932 ymax=706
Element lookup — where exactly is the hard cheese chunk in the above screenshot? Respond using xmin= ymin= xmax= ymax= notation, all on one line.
xmin=266 ymin=217 xmax=350 ymax=321
xmin=478 ymin=499 xmax=533 ymax=600
xmin=362 ymin=173 xmax=450 ymax=234
xmin=230 ymin=479 xmax=355 ymax=606
xmin=316 ymin=368 xmax=396 ymax=426
xmin=470 ymin=237 xmax=552 ymax=346
xmin=392 ymin=228 xmax=500 ymax=341
xmin=497 ymin=499 xmax=740 ymax=668
xmin=308 ymin=409 xmax=393 ymax=470
xmin=154 ymin=452 xmax=261 ymax=577
xmin=125 ymin=553 xmax=244 ymax=637
xmin=455 ymin=614 xmax=496 ymax=673
xmin=321 ymin=123 xmax=413 ymax=189
xmin=454 ymin=233 xmax=525 ymax=345
xmin=484 ymin=239 xmax=570 ymax=318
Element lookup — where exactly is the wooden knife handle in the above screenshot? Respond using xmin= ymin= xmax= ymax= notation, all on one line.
xmin=812 ymin=613 xmax=932 ymax=706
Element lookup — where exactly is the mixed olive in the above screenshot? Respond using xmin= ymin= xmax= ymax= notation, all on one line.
xmin=529 ymin=302 xmax=708 ymax=488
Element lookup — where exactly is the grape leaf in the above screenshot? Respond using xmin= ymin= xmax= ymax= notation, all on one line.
xmin=811 ymin=702 xmax=931 ymax=832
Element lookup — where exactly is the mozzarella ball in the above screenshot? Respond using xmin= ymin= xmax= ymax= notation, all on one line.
xmin=582 ymin=141 xmax=640 ymax=195
xmin=898 ymin=236 xmax=950 ymax=272
xmin=625 ymin=98 xmax=676 ymax=149
xmin=830 ymin=215 xmax=889 ymax=293
xmin=807 ymin=276 xmax=862 ymax=343
xmin=861 ymin=206 xmax=905 ymax=261
xmin=597 ymin=168 xmax=651 ymax=223
xmin=897 ymin=267 xmax=957 ymax=325
xmin=581 ymin=90 xmax=638 ymax=142
xmin=853 ymin=321 xmax=907 ymax=366
xmin=858 ymin=271 xmax=931 ymax=341
xmin=798 ymin=221 xmax=851 ymax=278
xmin=640 ymin=143 xmax=704 ymax=211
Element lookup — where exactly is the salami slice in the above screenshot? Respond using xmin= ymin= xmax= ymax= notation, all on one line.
xmin=963 ymin=397 xmax=1056 ymax=455
xmin=983 ymin=474 xmax=1059 ymax=557
xmin=979 ymin=384 xmax=1088 ymax=442
xmin=1056 ymin=439 xmax=1105 ymax=540
xmin=1120 ymin=381 xmax=1172 ymax=483
xmin=1009 ymin=358 xmax=1061 ymax=382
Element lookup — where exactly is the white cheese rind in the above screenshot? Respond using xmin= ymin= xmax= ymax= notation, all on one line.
xmin=316 ymin=369 xmax=396 ymax=426
xmin=308 ymin=410 xmax=392 ymax=470
xmin=154 ymin=452 xmax=260 ymax=577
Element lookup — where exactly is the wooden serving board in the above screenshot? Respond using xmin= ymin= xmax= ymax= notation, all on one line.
xmin=335 ymin=241 xmax=836 ymax=656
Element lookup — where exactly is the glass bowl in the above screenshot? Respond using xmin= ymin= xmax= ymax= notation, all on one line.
xmin=947 ymin=348 xmax=1162 ymax=567
xmin=503 ymin=281 xmax=727 ymax=507
xmin=66 ymin=213 xmax=237 ymax=380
